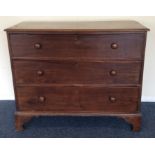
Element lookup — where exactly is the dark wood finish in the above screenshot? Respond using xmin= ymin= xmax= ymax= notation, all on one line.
xmin=15 ymin=111 xmax=141 ymax=131
xmin=16 ymin=86 xmax=140 ymax=113
xmin=122 ymin=114 xmax=141 ymax=131
xmin=15 ymin=113 xmax=33 ymax=131
xmin=5 ymin=21 xmax=149 ymax=32
xmin=9 ymin=33 xmax=145 ymax=60
xmin=13 ymin=60 xmax=142 ymax=85
xmin=5 ymin=21 xmax=149 ymax=131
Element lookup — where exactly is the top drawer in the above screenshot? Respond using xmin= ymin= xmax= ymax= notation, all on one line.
xmin=9 ymin=33 xmax=145 ymax=60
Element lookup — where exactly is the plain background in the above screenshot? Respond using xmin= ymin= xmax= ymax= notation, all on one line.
xmin=0 ymin=16 xmax=155 ymax=101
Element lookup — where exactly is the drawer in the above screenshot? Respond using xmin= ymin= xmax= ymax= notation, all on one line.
xmin=13 ymin=60 xmax=142 ymax=85
xmin=10 ymin=33 xmax=145 ymax=60
xmin=16 ymin=86 xmax=140 ymax=113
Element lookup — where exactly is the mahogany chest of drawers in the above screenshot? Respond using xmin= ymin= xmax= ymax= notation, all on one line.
xmin=5 ymin=21 xmax=149 ymax=131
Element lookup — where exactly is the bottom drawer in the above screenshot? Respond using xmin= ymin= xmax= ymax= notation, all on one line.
xmin=16 ymin=86 xmax=140 ymax=113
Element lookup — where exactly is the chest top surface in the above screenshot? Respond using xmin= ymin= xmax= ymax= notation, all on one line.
xmin=5 ymin=21 xmax=149 ymax=32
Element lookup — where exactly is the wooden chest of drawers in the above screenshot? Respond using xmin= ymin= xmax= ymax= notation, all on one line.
xmin=5 ymin=21 xmax=149 ymax=131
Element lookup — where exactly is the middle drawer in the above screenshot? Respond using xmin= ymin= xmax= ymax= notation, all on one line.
xmin=13 ymin=60 xmax=142 ymax=85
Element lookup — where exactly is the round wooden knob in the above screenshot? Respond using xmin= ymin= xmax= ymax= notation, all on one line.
xmin=34 ymin=43 xmax=41 ymax=49
xmin=74 ymin=36 xmax=81 ymax=45
xmin=37 ymin=70 xmax=44 ymax=76
xmin=109 ymin=96 xmax=116 ymax=102
xmin=38 ymin=96 xmax=46 ymax=102
xmin=111 ymin=43 xmax=118 ymax=49
xmin=110 ymin=70 xmax=117 ymax=76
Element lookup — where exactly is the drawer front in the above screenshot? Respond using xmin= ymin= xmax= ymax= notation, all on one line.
xmin=13 ymin=60 xmax=142 ymax=85
xmin=16 ymin=86 xmax=139 ymax=113
xmin=10 ymin=33 xmax=145 ymax=60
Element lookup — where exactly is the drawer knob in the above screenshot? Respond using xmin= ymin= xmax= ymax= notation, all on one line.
xmin=39 ymin=96 xmax=46 ymax=102
xmin=34 ymin=43 xmax=41 ymax=49
xmin=37 ymin=70 xmax=44 ymax=76
xmin=111 ymin=43 xmax=118 ymax=49
xmin=110 ymin=70 xmax=117 ymax=76
xmin=109 ymin=96 xmax=116 ymax=102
